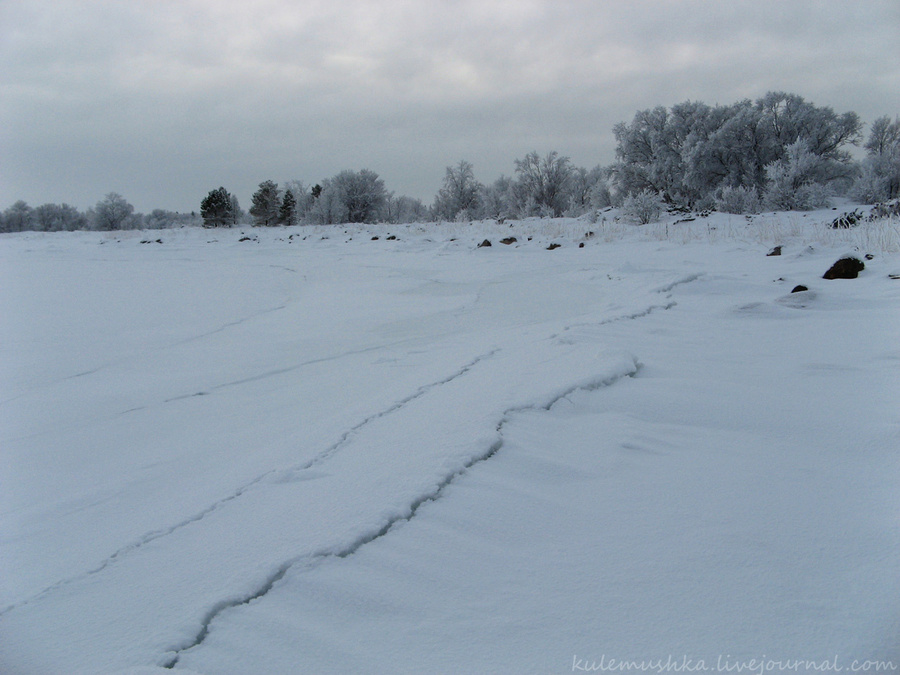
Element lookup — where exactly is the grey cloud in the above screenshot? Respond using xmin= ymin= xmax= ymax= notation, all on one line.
xmin=1 ymin=0 xmax=898 ymax=212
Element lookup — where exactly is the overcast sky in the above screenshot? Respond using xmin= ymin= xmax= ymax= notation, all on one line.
xmin=2 ymin=0 xmax=898 ymax=213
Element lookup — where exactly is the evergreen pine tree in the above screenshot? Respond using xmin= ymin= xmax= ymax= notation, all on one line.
xmin=200 ymin=187 xmax=234 ymax=227
xmin=249 ymin=180 xmax=281 ymax=226
xmin=279 ymin=190 xmax=298 ymax=226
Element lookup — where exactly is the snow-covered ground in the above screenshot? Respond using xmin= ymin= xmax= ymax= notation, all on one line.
xmin=1 ymin=208 xmax=899 ymax=674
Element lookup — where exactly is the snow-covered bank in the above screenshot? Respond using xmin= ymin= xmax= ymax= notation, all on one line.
xmin=1 ymin=210 xmax=898 ymax=674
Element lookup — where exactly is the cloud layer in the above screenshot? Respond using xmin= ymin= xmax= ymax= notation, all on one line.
xmin=2 ymin=0 xmax=898 ymax=212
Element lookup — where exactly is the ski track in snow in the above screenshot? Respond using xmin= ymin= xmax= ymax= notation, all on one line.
xmin=0 ymin=349 xmax=500 ymax=618
xmin=160 ymin=359 xmax=642 ymax=669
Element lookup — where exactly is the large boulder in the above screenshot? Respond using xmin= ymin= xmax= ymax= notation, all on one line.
xmin=823 ymin=257 xmax=865 ymax=280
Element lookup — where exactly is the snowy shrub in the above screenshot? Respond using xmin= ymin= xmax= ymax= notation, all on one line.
xmin=789 ymin=183 xmax=832 ymax=211
xmin=692 ymin=192 xmax=718 ymax=213
xmin=589 ymin=177 xmax=614 ymax=211
xmin=871 ymin=199 xmax=900 ymax=219
xmin=622 ymin=189 xmax=663 ymax=224
xmin=715 ymin=186 xmax=761 ymax=214
xmin=851 ymin=161 xmax=889 ymax=203
xmin=763 ymin=140 xmax=833 ymax=211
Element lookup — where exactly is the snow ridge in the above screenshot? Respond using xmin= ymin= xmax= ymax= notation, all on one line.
xmin=160 ymin=358 xmax=640 ymax=669
xmin=0 ymin=349 xmax=498 ymax=618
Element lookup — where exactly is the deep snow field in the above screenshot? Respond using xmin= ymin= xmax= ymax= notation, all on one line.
xmin=1 ymin=206 xmax=899 ymax=674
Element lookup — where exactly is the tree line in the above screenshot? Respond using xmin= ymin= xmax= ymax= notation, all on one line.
xmin=0 ymin=193 xmax=201 ymax=233
xmin=3 ymin=92 xmax=898 ymax=233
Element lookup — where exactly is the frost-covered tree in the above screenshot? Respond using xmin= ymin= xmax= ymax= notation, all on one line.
xmin=755 ymin=91 xmax=862 ymax=164
xmin=479 ymin=176 xmax=514 ymax=220
xmin=567 ymin=166 xmax=605 ymax=215
xmin=200 ymin=187 xmax=235 ymax=227
xmin=588 ymin=167 xmax=616 ymax=210
xmin=384 ymin=195 xmax=428 ymax=224
xmin=680 ymin=101 xmax=769 ymax=204
xmin=513 ymin=151 xmax=573 ymax=217
xmin=94 ymin=193 xmax=135 ymax=230
xmin=344 ymin=169 xmax=387 ymax=223
xmin=1 ymin=200 xmax=35 ymax=232
xmin=32 ymin=203 xmax=58 ymax=232
xmin=249 ymin=180 xmax=282 ymax=226
xmin=852 ymin=116 xmax=900 ymax=201
xmin=311 ymin=169 xmax=386 ymax=224
xmin=282 ymin=180 xmax=314 ymax=223
xmin=309 ymin=179 xmax=342 ymax=225
xmin=433 ymin=160 xmax=482 ymax=221
xmin=145 ymin=209 xmax=200 ymax=229
xmin=612 ymin=93 xmax=861 ymax=210
xmin=230 ymin=195 xmax=244 ymax=225
xmin=864 ymin=115 xmax=900 ymax=156
xmin=613 ymin=105 xmax=691 ymax=205
xmin=32 ymin=203 xmax=87 ymax=231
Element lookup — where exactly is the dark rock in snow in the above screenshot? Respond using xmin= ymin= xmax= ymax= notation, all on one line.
xmin=579 ymin=242 xmax=585 ymax=248
xmin=865 ymin=253 xmax=874 ymax=260
xmin=546 ymin=243 xmax=561 ymax=250
xmin=823 ymin=257 xmax=865 ymax=279
xmin=478 ymin=239 xmax=492 ymax=248
xmin=386 ymin=235 xmax=397 ymax=241
xmin=500 ymin=237 xmax=517 ymax=245
xmin=791 ymin=285 xmax=809 ymax=293
xmin=767 ymin=246 xmax=782 ymax=256
xmin=371 ymin=236 xmax=379 ymax=240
